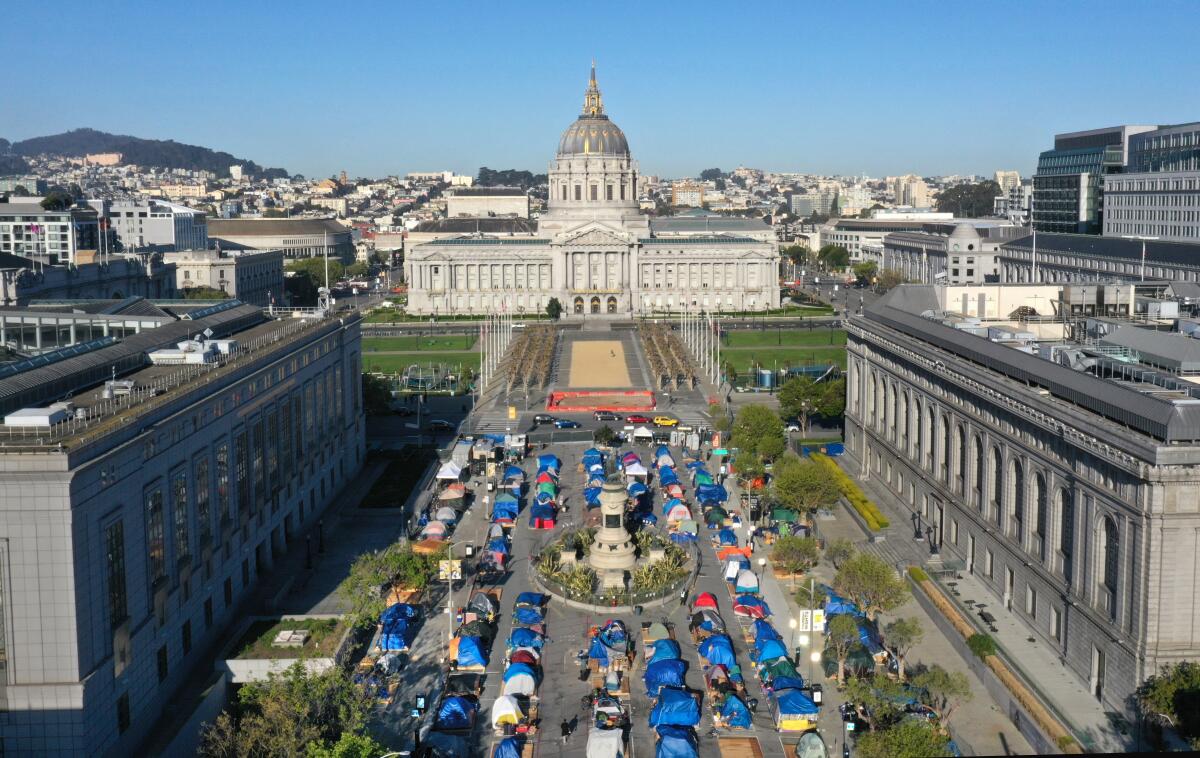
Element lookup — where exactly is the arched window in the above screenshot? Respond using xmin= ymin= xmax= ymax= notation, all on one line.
xmin=924 ymin=406 xmax=935 ymax=470
xmin=1034 ymin=474 xmax=1047 ymax=560
xmin=989 ymin=447 xmax=1003 ymax=522
xmin=875 ymin=377 xmax=885 ymax=433
xmin=1059 ymin=489 xmax=1074 ymax=583
xmin=940 ymin=415 xmax=951 ymax=482
xmin=973 ymin=435 xmax=984 ymax=508
xmin=561 ymin=184 xmax=567 ymax=200
xmin=1102 ymin=516 xmax=1119 ymax=619
xmin=955 ymin=425 xmax=966 ymax=495
xmin=913 ymin=403 xmax=923 ymax=461
xmin=1010 ymin=459 xmax=1024 ymax=542
xmin=899 ymin=393 xmax=909 ymax=448
xmin=886 ymin=383 xmax=896 ymax=441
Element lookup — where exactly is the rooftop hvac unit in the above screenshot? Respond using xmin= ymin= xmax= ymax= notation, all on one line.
xmin=5 ymin=407 xmax=69 ymax=427
xmin=102 ymin=379 xmax=136 ymax=399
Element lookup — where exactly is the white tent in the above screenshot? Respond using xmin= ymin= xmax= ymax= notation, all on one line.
xmin=632 ymin=426 xmax=654 ymax=440
xmin=666 ymin=504 xmax=692 ymax=522
xmin=624 ymin=462 xmax=648 ymax=478
xmin=736 ymin=569 xmax=760 ymax=592
xmin=420 ymin=521 xmax=448 ymax=538
xmin=586 ymin=727 xmax=625 ymax=758
xmin=502 ymin=671 xmax=537 ymax=696
xmin=488 ymin=523 xmax=506 ymax=540
xmin=435 ymin=506 xmax=457 ymax=522
xmin=656 ymin=453 xmax=675 ymax=468
xmin=490 ymin=694 xmax=525 ymax=727
xmin=436 ymin=461 xmax=463 ymax=480
xmin=724 ymin=560 xmax=742 ymax=583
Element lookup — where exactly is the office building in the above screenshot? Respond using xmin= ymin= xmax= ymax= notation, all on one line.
xmin=863 ymin=221 xmax=1017 ymax=284
xmin=445 ymin=188 xmax=530 ymax=218
xmin=847 ymin=283 xmax=1200 ymax=717
xmin=0 ymin=178 xmax=47 ymax=195
xmin=670 ymin=181 xmax=705 ymax=207
xmin=1103 ymin=122 xmax=1200 ymax=242
xmin=998 ymin=232 xmax=1200 ymax=285
xmin=890 ymin=175 xmax=931 ymax=208
xmin=994 ymin=181 xmax=1032 ymax=223
xmin=820 ymin=215 xmax=952 ymax=259
xmin=405 ymin=66 xmax=779 ymax=315
xmin=164 ymin=248 xmax=284 ymax=306
xmin=207 ymin=218 xmax=354 ymax=262
xmin=994 ymin=170 xmax=1022 ymax=194
xmin=88 ymin=199 xmax=209 ymax=253
xmin=0 ymin=198 xmax=100 ymax=266
xmin=1032 ymin=125 xmax=1156 ymax=235
xmin=0 ymin=301 xmax=364 ymax=754
xmin=790 ymin=190 xmax=837 ymax=217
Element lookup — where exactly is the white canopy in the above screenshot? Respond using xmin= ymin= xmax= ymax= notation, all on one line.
xmin=624 ymin=462 xmax=648 ymax=477
xmin=502 ymin=672 xmax=537 ymax=697
xmin=586 ymin=727 xmax=625 ymax=758
xmin=632 ymin=426 xmax=654 ymax=438
xmin=490 ymin=694 xmax=525 ymax=727
xmin=436 ymin=461 xmax=463 ymax=480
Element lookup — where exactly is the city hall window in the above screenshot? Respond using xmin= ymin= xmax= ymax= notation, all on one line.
xmin=105 ymin=521 xmax=128 ymax=626
xmin=575 ymin=185 xmax=582 ymax=201
xmin=590 ymin=185 xmax=598 ymax=201
xmin=146 ymin=489 xmax=166 ymax=585
xmin=606 ymin=184 xmax=613 ymax=201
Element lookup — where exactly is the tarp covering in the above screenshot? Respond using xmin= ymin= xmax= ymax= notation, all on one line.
xmin=692 ymin=471 xmax=714 ymax=487
xmin=858 ymin=619 xmax=886 ymax=658
xmin=588 ymin=635 xmax=611 ymax=664
xmin=717 ymin=546 xmax=750 ymax=561
xmin=508 ymin=627 xmax=544 ymax=650
xmin=381 ymin=603 xmax=420 ymax=624
xmin=625 ymin=462 xmax=648 ymax=477
xmin=436 ymin=695 xmax=478 ymax=730
xmin=704 ymin=507 xmax=727 ymax=525
xmin=509 ymin=649 xmax=538 ymax=666
xmin=487 ymin=538 xmax=511 ymax=556
xmin=493 ymin=736 xmax=523 ymax=758
xmin=692 ymin=592 xmax=718 ymax=610
xmin=753 ymin=619 xmax=781 ymax=644
xmin=698 ymin=634 xmax=736 ymax=668
xmin=769 ymin=675 xmax=806 ymax=693
xmin=586 ymin=727 xmax=625 ymax=758
xmin=468 ymin=592 xmax=498 ymax=617
xmin=535 ymin=491 xmax=555 ymax=505
xmin=754 ymin=638 xmax=789 ymax=664
xmin=537 ymin=454 xmax=560 ymax=470
xmin=649 ymin=687 xmax=700 ymax=727
xmin=649 ymin=638 xmax=682 ymax=663
xmin=643 ymin=658 xmax=688 ymax=697
xmin=734 ymin=570 xmax=760 ymax=593
xmin=488 ymin=523 xmax=506 ymax=540
xmin=492 ymin=500 xmax=519 ymax=521
xmin=621 ymin=452 xmax=641 ymax=466
xmin=696 ymin=484 xmax=728 ymax=503
xmin=628 ymin=481 xmax=649 ymax=497
xmin=772 ymin=507 xmax=799 ymax=523
xmin=658 ymin=466 xmax=679 ymax=486
xmin=645 ymin=622 xmax=672 ymax=642
xmin=378 ymin=619 xmax=413 ymax=652
xmin=516 ymin=592 xmax=546 ymax=607
xmin=490 ymin=694 xmax=524 ymax=727
xmin=458 ymin=620 xmax=493 ymax=641
xmin=655 ymin=724 xmax=699 ymax=758
xmin=453 ymin=636 xmax=487 ymax=667
xmin=717 ymin=528 xmax=738 ymax=546
xmin=514 ymin=607 xmax=544 ymax=626
xmin=436 ymin=461 xmax=463 ymax=480
xmin=690 ymin=610 xmax=725 ymax=634
xmin=773 ymin=687 xmax=820 ymax=716
xmin=598 ymin=620 xmax=630 ymax=652
xmin=720 ymin=694 xmax=753 ymax=728
xmin=760 ymin=658 xmax=799 ymax=682
xmin=584 ymin=487 xmax=603 ymax=505
xmin=734 ymin=594 xmax=771 ymax=616
xmin=503 ymin=465 xmax=524 ymax=481
xmin=669 ymin=531 xmax=697 ymax=545
xmin=822 ymin=585 xmax=863 ymax=618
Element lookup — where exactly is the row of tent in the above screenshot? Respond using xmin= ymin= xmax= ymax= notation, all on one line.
xmin=747 ymin=613 xmax=819 ymax=732
xmin=688 ymin=592 xmax=754 ymax=732
xmin=491 ymin=592 xmax=549 ymax=732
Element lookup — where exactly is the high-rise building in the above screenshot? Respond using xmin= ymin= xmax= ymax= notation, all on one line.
xmin=890 ymin=175 xmax=930 ymax=208
xmin=1102 ymin=121 xmax=1200 ymax=242
xmin=1032 ymin=125 xmax=1156 ymax=234
xmin=670 ymin=180 xmax=705 ymax=207
xmin=994 ymin=170 xmax=1021 ymax=194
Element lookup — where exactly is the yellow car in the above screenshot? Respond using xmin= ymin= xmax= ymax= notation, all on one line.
xmin=653 ymin=416 xmax=679 ymax=427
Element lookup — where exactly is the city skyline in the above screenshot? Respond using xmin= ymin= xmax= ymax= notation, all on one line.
xmin=4 ymin=0 xmax=1198 ymax=179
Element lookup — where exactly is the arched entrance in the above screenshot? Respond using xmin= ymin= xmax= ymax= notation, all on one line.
xmin=573 ymin=296 xmax=584 ymax=314
xmin=590 ymin=296 xmax=601 ymax=314
xmin=606 ymin=296 xmax=617 ymax=313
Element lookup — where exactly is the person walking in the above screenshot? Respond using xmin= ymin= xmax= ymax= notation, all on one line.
xmin=561 ymin=719 xmax=573 ymax=744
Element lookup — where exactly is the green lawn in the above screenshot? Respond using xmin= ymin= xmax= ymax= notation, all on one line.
xmin=231 ymin=617 xmax=347 ymax=660
xmin=723 ymin=329 xmax=845 ymax=348
xmin=363 ymin=335 xmax=478 ymax=352
xmin=723 ymin=346 xmax=846 ymax=372
xmin=363 ymin=351 xmax=481 ymax=374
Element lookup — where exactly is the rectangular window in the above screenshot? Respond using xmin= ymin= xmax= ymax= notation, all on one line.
xmin=266 ymin=409 xmax=279 ymax=496
xmin=252 ymin=420 xmax=265 ymax=511
xmin=216 ymin=442 xmax=230 ymax=525
xmin=196 ymin=457 xmax=211 ymax=546
xmin=182 ymin=620 xmax=192 ymax=656
xmin=590 ymin=185 xmax=598 ymax=201
xmin=235 ymin=432 xmax=249 ymax=518
xmin=104 ymin=521 xmax=128 ymax=626
xmin=1050 ymin=606 xmax=1061 ymax=640
xmin=280 ymin=401 xmax=293 ymax=483
xmin=117 ymin=693 xmax=131 ymax=733
xmin=1026 ymin=585 xmax=1037 ymax=618
xmin=223 ymin=577 xmax=233 ymax=608
xmin=146 ymin=489 xmax=166 ymax=585
xmin=204 ymin=597 xmax=213 ymax=629
xmin=984 ymin=548 xmax=994 ymax=578
xmin=620 ymin=184 xmax=626 ymax=201
xmin=173 ymin=473 xmax=190 ymax=566
xmin=950 ymin=518 xmax=959 ymax=545
xmin=157 ymin=645 xmax=168 ymax=683
xmin=606 ymin=185 xmax=613 ymax=201
xmin=574 ymin=185 xmax=581 ymax=201
xmin=293 ymin=395 xmax=305 ymax=458
xmin=335 ymin=364 xmax=344 ymax=426
xmin=304 ymin=384 xmax=315 ymax=440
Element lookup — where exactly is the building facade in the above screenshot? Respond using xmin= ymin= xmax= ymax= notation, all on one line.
xmin=863 ymin=223 xmax=1011 ymax=284
xmin=0 ymin=304 xmax=365 ymax=755
xmin=998 ymin=231 xmax=1200 ymax=285
xmin=445 ymin=188 xmax=530 ymax=218
xmin=207 ymin=219 xmax=354 ymax=262
xmin=405 ymin=67 xmax=780 ymax=316
xmin=164 ymin=248 xmax=284 ymax=306
xmin=0 ymin=199 xmax=100 ymax=266
xmin=670 ymin=181 xmax=705 ymax=207
xmin=847 ymin=284 xmax=1200 ymax=718
xmin=88 ymin=199 xmax=208 ymax=253
xmin=994 ymin=170 xmax=1021 ymax=194
xmin=1102 ymin=122 xmax=1200 ymax=242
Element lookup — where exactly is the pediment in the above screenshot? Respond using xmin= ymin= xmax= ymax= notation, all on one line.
xmin=556 ymin=223 xmax=632 ymax=247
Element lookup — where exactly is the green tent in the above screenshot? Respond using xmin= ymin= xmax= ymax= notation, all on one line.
xmin=772 ymin=508 xmax=799 ymax=523
xmin=694 ymin=472 xmax=714 ymax=486
xmin=645 ymin=622 xmax=671 ymax=642
xmin=537 ymin=482 xmax=557 ymax=496
xmin=705 ymin=507 xmax=728 ymax=525
xmin=760 ymin=658 xmax=798 ymax=682
xmin=677 ymin=519 xmax=699 ymax=535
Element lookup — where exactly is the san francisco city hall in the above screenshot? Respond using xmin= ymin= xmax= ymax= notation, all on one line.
xmin=404 ymin=67 xmax=780 ymax=316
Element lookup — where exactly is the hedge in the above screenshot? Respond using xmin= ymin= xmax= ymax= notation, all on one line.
xmin=810 ymin=453 xmax=890 ymax=530
xmin=907 ymin=565 xmax=929 ymax=582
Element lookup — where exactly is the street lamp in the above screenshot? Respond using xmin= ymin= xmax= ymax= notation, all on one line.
xmin=809 ymin=650 xmax=822 ymax=685
xmin=444 ymin=540 xmax=473 ymax=649
xmin=757 ymin=557 xmax=767 ymax=578
xmin=789 ymin=618 xmax=798 ymax=658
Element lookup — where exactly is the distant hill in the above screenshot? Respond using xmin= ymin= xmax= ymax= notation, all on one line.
xmin=6 ymin=128 xmax=289 ymax=179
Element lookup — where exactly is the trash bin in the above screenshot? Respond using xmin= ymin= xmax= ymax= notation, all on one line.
xmin=634 ymin=605 xmax=643 ymax=616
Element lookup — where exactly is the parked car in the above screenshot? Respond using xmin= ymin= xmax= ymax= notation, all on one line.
xmin=593 ymin=411 xmax=620 ymax=421
xmin=785 ymin=422 xmax=800 ymax=433
xmin=626 ymin=414 xmax=651 ymax=424
xmin=653 ymin=416 xmax=679 ymax=427
xmin=554 ymin=419 xmax=582 ymax=429
xmin=533 ymin=414 xmax=556 ymax=425
xmin=428 ymin=419 xmax=454 ymax=431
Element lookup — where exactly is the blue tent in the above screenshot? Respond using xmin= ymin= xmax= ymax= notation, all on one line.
xmin=735 ymin=594 xmax=771 ymax=616
xmin=380 ymin=603 xmax=420 ymax=624
xmin=599 ymin=620 xmax=629 ymax=651
xmin=584 ymin=487 xmax=602 ymax=506
xmin=649 ymin=639 xmax=682 ymax=663
xmin=583 ymin=447 xmax=602 ymax=458
xmin=537 ymin=454 xmax=560 ymax=470
xmin=643 ymin=658 xmax=688 ymax=697
xmin=535 ymin=491 xmax=554 ymax=505
xmin=821 ymin=584 xmax=863 ymax=618
xmin=516 ymin=592 xmax=546 ymax=607
xmin=662 ymin=497 xmax=685 ymax=515
xmin=655 ymin=725 xmax=699 ymax=758
xmin=455 ymin=636 xmax=487 ymax=667
xmin=720 ymin=694 xmax=753 ymax=728
xmin=435 ymin=695 xmax=478 ymax=730
xmin=514 ymin=606 xmax=544 ymax=625
xmin=685 ymin=460 xmax=707 ymax=470
xmin=773 ymin=687 xmax=819 ymax=716
xmin=696 ymin=484 xmax=728 ymax=503
xmin=649 ymin=687 xmax=700 ymax=727
xmin=642 ymin=513 xmax=659 ymax=526
xmin=587 ymin=636 xmax=611 ymax=664
xmin=529 ymin=502 xmax=555 ymax=521
xmin=754 ymin=638 xmax=789 ymax=664
xmin=716 ymin=528 xmax=738 ymax=546
xmin=752 ymin=619 xmax=780 ymax=644
xmin=508 ymin=628 xmax=543 ymax=650
xmin=492 ymin=736 xmax=522 ymax=758
xmin=502 ymin=662 xmax=539 ymax=684
xmin=655 ymin=444 xmax=671 ymax=459
xmin=770 ymin=675 xmax=806 ymax=692
xmin=669 ymin=531 xmax=698 ymax=544
xmin=698 ymin=634 xmax=736 ymax=668
xmin=858 ymin=620 xmax=885 ymax=658
xmin=628 ymin=482 xmax=649 ymax=497
xmin=503 ymin=465 xmax=524 ymax=480
xmin=487 ymin=538 xmax=510 ymax=556
xmin=493 ymin=500 xmax=519 ymax=521
xmin=379 ymin=619 xmax=413 ymax=652
xmin=658 ymin=466 xmax=679 ymax=486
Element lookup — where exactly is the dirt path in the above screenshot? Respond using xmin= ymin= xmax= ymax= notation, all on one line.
xmin=567 ymin=339 xmax=631 ymax=388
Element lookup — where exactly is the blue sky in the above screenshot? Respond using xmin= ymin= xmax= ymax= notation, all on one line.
xmin=3 ymin=0 xmax=1198 ymax=180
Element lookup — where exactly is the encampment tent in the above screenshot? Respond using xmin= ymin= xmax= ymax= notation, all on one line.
xmin=733 ymin=595 xmax=771 ymax=618
xmin=514 ymin=606 xmax=544 ymax=626
xmin=628 ymin=481 xmax=649 ymax=498
xmin=528 ymin=502 xmax=556 ymax=529
xmin=468 ymin=592 xmax=499 ymax=618
xmin=665 ymin=503 xmax=691 ymax=523
xmin=419 ymin=521 xmax=448 ymax=539
xmin=645 ymin=622 xmax=672 ymax=642
xmin=516 ymin=592 xmax=546 ymax=608
xmin=508 ymin=627 xmax=544 ymax=650
xmin=649 ymin=638 xmax=682 ymax=663
xmin=719 ymin=694 xmax=753 ymax=728
xmin=381 ymin=603 xmax=420 ymax=624
xmin=493 ymin=736 xmax=523 ymax=758
xmin=625 ymin=462 xmax=648 ymax=478
xmin=734 ymin=570 xmax=760 ymax=594
xmin=770 ymin=687 xmax=819 ymax=731
xmin=509 ymin=649 xmax=538 ymax=666
xmin=422 ymin=731 xmax=467 ymax=757
xmin=436 ymin=461 xmax=463 ymax=480
xmin=658 ymin=466 xmax=679 ymax=486
xmin=655 ymin=725 xmax=699 ymax=758
xmin=692 ymin=592 xmax=718 ymax=611
xmin=696 ymin=483 xmax=728 ymax=503
xmin=502 ymin=663 xmax=538 ymax=696
xmin=378 ymin=619 xmax=413 ymax=652
xmin=435 ymin=695 xmax=478 ymax=730
xmin=754 ymin=638 xmax=789 ymax=665
xmin=643 ymin=658 xmax=688 ymax=697
xmin=586 ymin=727 xmax=625 ymax=758
xmin=648 ymin=687 xmax=700 ymax=727
xmin=490 ymin=694 xmax=524 ymax=727
xmin=453 ymin=636 xmax=487 ymax=667
xmin=698 ymin=634 xmax=736 ymax=668
xmin=598 ymin=620 xmax=629 ymax=652
xmin=435 ymin=506 xmax=458 ymax=523
xmin=689 ymin=610 xmax=725 ymax=634
xmin=716 ymin=528 xmax=738 ymax=546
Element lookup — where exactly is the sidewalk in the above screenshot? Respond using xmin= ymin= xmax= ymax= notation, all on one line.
xmin=844 ymin=454 xmax=1131 ymax=753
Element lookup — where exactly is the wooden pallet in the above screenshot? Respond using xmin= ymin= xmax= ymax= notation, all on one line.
xmin=717 ymin=736 xmax=764 ymax=758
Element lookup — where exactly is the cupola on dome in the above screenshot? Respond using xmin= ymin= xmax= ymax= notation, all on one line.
xmin=556 ymin=64 xmax=630 ymax=158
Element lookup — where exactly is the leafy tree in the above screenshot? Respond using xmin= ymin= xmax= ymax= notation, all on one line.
xmin=285 ymin=270 xmax=318 ymax=307
xmin=182 ymin=286 xmax=230 ymax=300
xmin=593 ymin=424 xmax=617 ymax=447
xmin=699 ymin=168 xmax=724 ymax=181
xmin=476 ymin=167 xmax=546 ymax=189
xmin=545 ymin=296 xmax=563 ymax=320
xmin=778 ymin=376 xmax=846 ymax=437
xmin=199 ymin=662 xmax=372 ymax=757
xmin=780 ymin=244 xmax=808 ymax=264
xmin=913 ymin=664 xmax=973 ymax=727
xmin=845 ymin=676 xmax=909 ymax=731
xmin=10 ymin=184 xmax=31 ymax=197
xmin=827 ymin=614 xmax=861 ymax=683
xmin=731 ymin=404 xmax=785 ymax=463
xmin=40 ymin=192 xmax=74 ymax=211
xmin=855 ymin=719 xmax=953 ymax=758
xmin=883 ymin=617 xmax=924 ymax=681
xmin=966 ymin=633 xmax=997 ymax=659
xmin=1137 ymin=661 xmax=1200 ymax=747
xmin=772 ymin=454 xmax=840 ymax=513
xmin=877 ymin=268 xmax=906 ymax=291
xmin=852 ymin=261 xmax=878 ymax=280
xmin=287 ymin=256 xmax=345 ymax=287
xmin=346 ymin=261 xmax=370 ymax=277
xmin=264 ymin=208 xmax=288 ymax=218
xmin=770 ymin=535 xmax=820 ymax=575
xmin=826 ymin=538 xmax=855 ymax=570
xmin=305 ymin=732 xmax=388 ymax=758
xmin=833 ymin=552 xmax=909 ymax=621
xmin=361 ymin=374 xmax=392 ymax=416
xmin=817 ymin=244 xmax=850 ymax=268
xmin=935 ymin=180 xmax=1001 ymax=218
xmin=857 ymin=203 xmax=886 ymax=219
